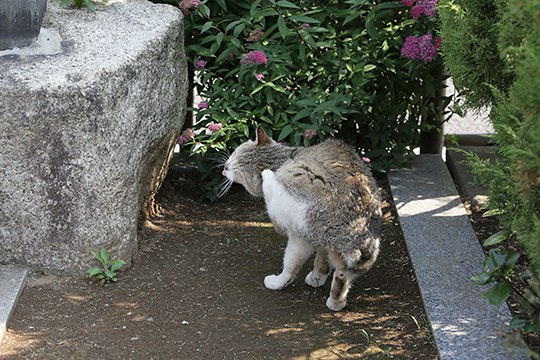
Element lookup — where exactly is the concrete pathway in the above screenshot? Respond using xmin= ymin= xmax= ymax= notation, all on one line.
xmin=389 ymin=155 xmax=524 ymax=359
xmin=0 ymin=265 xmax=28 ymax=341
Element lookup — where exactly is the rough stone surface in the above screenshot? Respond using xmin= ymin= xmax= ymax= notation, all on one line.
xmin=0 ymin=0 xmax=188 ymax=273
xmin=389 ymin=155 xmax=525 ymax=359
xmin=0 ymin=265 xmax=28 ymax=342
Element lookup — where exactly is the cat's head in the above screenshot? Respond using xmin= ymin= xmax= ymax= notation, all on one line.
xmin=222 ymin=126 xmax=279 ymax=198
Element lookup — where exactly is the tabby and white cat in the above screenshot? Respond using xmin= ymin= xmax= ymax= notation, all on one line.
xmin=222 ymin=127 xmax=381 ymax=311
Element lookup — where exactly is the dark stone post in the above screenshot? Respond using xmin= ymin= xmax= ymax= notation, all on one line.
xmin=420 ymin=62 xmax=445 ymax=154
xmin=0 ymin=0 xmax=48 ymax=51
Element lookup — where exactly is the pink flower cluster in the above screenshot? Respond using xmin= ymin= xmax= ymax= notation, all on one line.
xmin=198 ymin=100 xmax=207 ymax=109
xmin=401 ymin=34 xmax=442 ymax=63
xmin=179 ymin=0 xmax=200 ymax=16
xmin=240 ymin=50 xmax=267 ymax=66
xmin=195 ymin=59 xmax=206 ymax=69
xmin=304 ymin=129 xmax=317 ymax=139
xmin=178 ymin=128 xmax=195 ymax=145
xmin=208 ymin=122 xmax=222 ymax=133
xmin=401 ymin=0 xmax=437 ymax=19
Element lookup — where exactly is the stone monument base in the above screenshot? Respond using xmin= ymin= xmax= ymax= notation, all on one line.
xmin=0 ymin=0 xmax=188 ymax=273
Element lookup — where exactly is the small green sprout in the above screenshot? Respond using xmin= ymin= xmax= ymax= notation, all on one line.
xmin=87 ymin=247 xmax=126 ymax=284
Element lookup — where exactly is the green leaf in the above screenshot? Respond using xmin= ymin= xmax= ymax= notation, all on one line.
xmin=267 ymin=82 xmax=287 ymax=93
xmin=299 ymin=43 xmax=306 ymax=62
xmin=509 ymin=316 xmax=528 ymax=329
xmin=230 ymin=37 xmax=242 ymax=49
xmin=277 ymin=16 xmax=288 ymax=39
xmin=276 ymin=0 xmax=299 ymax=9
xmin=99 ymin=248 xmax=109 ymax=265
xmin=484 ymin=282 xmax=511 ymax=305
xmin=490 ymin=249 xmax=506 ymax=268
xmin=200 ymin=21 xmax=213 ymax=34
xmin=209 ymin=42 xmax=220 ymax=56
xmin=290 ymin=15 xmax=319 ymax=24
xmin=87 ymin=268 xmax=102 ymax=277
xmin=233 ymin=23 xmax=245 ymax=38
xmin=482 ymin=229 xmax=511 ymax=247
xmin=343 ymin=13 xmax=360 ymax=26
xmin=364 ymin=64 xmax=376 ymax=72
xmin=215 ymin=32 xmax=225 ymax=47
xmin=216 ymin=0 xmax=227 ymax=10
xmin=471 ymin=272 xmax=493 ymax=285
xmin=225 ymin=20 xmax=243 ymax=33
xmin=483 ymin=208 xmax=505 ymax=217
xmin=111 ymin=260 xmax=126 ymax=272
xmin=506 ymin=251 xmax=520 ymax=267
xmin=304 ymin=34 xmax=317 ymax=49
xmin=292 ymin=107 xmax=313 ymax=121
xmin=250 ymin=0 xmax=262 ymax=16
xmin=226 ymin=107 xmax=239 ymax=118
xmin=216 ymin=46 xmax=236 ymax=63
xmin=278 ymin=125 xmax=294 ymax=141
xmin=251 ymin=85 xmax=264 ymax=95
xmin=84 ymin=0 xmax=96 ymax=12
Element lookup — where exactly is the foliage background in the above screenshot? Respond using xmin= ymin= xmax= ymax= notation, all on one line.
xmin=440 ymin=0 xmax=540 ymax=345
xmin=180 ymin=0 xmax=448 ymax=198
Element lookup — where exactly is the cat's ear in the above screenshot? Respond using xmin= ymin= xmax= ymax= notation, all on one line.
xmin=255 ymin=126 xmax=274 ymax=146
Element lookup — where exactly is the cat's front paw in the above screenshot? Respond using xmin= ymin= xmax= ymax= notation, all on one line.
xmin=264 ymin=274 xmax=289 ymax=290
xmin=261 ymin=169 xmax=274 ymax=179
xmin=326 ymin=297 xmax=346 ymax=312
xmin=261 ymin=169 xmax=275 ymax=199
xmin=305 ymin=271 xmax=328 ymax=288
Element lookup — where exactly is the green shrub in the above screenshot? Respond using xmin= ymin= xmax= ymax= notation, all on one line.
xmin=60 ymin=0 xmax=97 ymax=11
xmin=440 ymin=0 xmax=540 ymax=349
xmin=438 ymin=0 xmax=513 ymax=108
xmin=180 ymin=0 xmax=449 ymax=199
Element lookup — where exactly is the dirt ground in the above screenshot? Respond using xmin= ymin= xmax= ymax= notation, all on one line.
xmin=0 ymin=156 xmax=438 ymax=360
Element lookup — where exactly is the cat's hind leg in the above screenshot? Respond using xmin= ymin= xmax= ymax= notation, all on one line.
xmin=305 ymin=247 xmax=329 ymax=288
xmin=326 ymin=250 xmax=358 ymax=311
xmin=264 ymin=233 xmax=314 ymax=290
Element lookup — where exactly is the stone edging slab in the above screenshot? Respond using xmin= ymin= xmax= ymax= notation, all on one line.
xmin=389 ymin=154 xmax=524 ymax=359
xmin=0 ymin=265 xmax=28 ymax=342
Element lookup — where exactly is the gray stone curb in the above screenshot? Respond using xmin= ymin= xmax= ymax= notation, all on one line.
xmin=0 ymin=265 xmax=28 ymax=342
xmin=389 ymin=155 xmax=524 ymax=359
xmin=445 ymin=146 xmax=496 ymax=209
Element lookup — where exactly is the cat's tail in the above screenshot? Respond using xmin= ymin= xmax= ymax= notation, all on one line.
xmin=341 ymin=233 xmax=380 ymax=275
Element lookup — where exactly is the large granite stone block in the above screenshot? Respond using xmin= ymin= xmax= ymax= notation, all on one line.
xmin=0 ymin=0 xmax=188 ymax=273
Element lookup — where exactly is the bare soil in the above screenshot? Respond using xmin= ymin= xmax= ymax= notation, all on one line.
xmin=1 ymin=156 xmax=438 ymax=359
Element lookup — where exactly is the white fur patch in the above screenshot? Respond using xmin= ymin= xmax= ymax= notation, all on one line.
xmin=223 ymin=158 xmax=237 ymax=182
xmin=264 ymin=233 xmax=314 ymax=290
xmin=326 ymin=296 xmax=346 ymax=311
xmin=262 ymin=170 xmax=309 ymax=235
xmin=264 ymin=274 xmax=288 ymax=290
xmin=305 ymin=271 xmax=328 ymax=288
